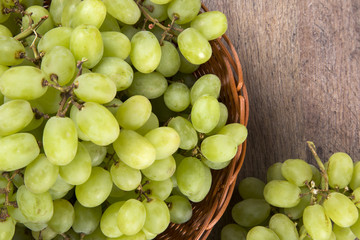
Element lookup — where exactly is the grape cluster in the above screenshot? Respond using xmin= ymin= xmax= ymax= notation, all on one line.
xmin=221 ymin=142 xmax=360 ymax=240
xmin=0 ymin=0 xmax=247 ymax=239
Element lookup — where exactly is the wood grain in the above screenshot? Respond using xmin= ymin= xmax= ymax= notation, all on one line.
xmin=202 ymin=0 xmax=360 ymax=239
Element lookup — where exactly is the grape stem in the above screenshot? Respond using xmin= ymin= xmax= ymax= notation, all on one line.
xmin=60 ymin=233 xmax=70 ymax=240
xmin=32 ymin=107 xmax=50 ymax=120
xmin=0 ymin=171 xmax=21 ymax=222
xmin=14 ymin=15 xmax=49 ymax=41
xmin=306 ymin=141 xmax=329 ymax=191
xmin=79 ymin=233 xmax=86 ymax=240
xmin=136 ymin=181 xmax=152 ymax=202
xmin=3 ymin=0 xmax=25 ymax=15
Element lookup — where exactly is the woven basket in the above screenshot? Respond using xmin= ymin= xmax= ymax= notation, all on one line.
xmin=42 ymin=1 xmax=249 ymax=239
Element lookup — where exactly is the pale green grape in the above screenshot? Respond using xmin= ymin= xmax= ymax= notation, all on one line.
xmin=0 ymin=99 xmax=33 ymax=136
xmin=0 ymin=24 xmax=11 ymax=36
xmin=7 ymin=194 xmax=28 ymax=223
xmin=116 ymin=95 xmax=152 ymax=130
xmin=22 ymin=6 xmax=54 ymax=36
xmin=121 ymin=25 xmax=140 ymax=41
xmin=207 ymin=102 xmax=229 ymax=135
xmin=143 ymin=0 xmax=168 ymax=22
xmin=82 ymin=141 xmax=107 ymax=166
xmin=187 ymin=163 xmax=211 ymax=202
xmin=70 ymin=0 xmax=106 ymax=29
xmin=37 ymin=27 xmax=73 ymax=54
xmin=350 ymin=209 xmax=360 ymax=238
xmin=333 ymin=224 xmax=356 ymax=240
xmin=83 ymin=226 xmax=107 ymax=240
xmin=309 ymin=164 xmax=321 ymax=187
xmin=32 ymin=226 xmax=58 ymax=240
xmin=142 ymin=177 xmax=173 ymax=201
xmin=145 ymin=127 xmax=180 ymax=160
xmin=191 ymin=95 xmax=220 ymax=133
xmin=166 ymin=195 xmax=192 ymax=224
xmin=281 ymin=159 xmax=313 ymax=187
xmin=117 ymin=199 xmax=146 ymax=236
xmin=246 ymin=226 xmax=280 ymax=240
xmin=201 ymin=134 xmax=238 ymax=163
xmin=130 ymin=31 xmax=162 ymax=73
xmin=104 ymin=98 xmax=123 ymax=117
xmin=269 ymin=213 xmax=299 ymax=240
xmin=178 ymin=28 xmax=212 ymax=65
xmin=350 ymin=161 xmax=360 ymax=190
xmin=168 ymin=116 xmax=197 ymax=150
xmin=150 ymin=0 xmax=172 ymax=5
xmin=263 ymin=180 xmax=301 ymax=208
xmin=110 ymin=160 xmax=142 ymax=191
xmin=16 ymin=185 xmax=53 ymax=223
xmin=202 ymin=156 xmax=231 ymax=170
xmin=156 ymin=41 xmax=181 ymax=77
xmin=103 ymin=0 xmax=141 ymax=25
xmin=221 ymin=224 xmax=247 ymax=240
xmin=0 ymin=216 xmax=15 ymax=240
xmin=0 ymin=133 xmax=39 ymax=171
xmin=127 ymin=72 xmax=168 ymax=101
xmin=327 ymin=152 xmax=354 ymax=189
xmin=61 ymin=0 xmax=81 ymax=27
xmin=49 ymin=0 xmax=66 ymax=25
xmin=101 ymin=31 xmax=131 ymax=59
xmin=99 ymin=14 xmax=121 ymax=32
xmin=59 ymin=142 xmax=92 ymax=185
xmin=178 ymin=49 xmax=199 ymax=73
xmin=100 ymin=201 xmax=124 ymax=238
xmin=141 ymin=155 xmax=176 ymax=181
xmin=0 ymin=66 xmax=48 ymax=100
xmin=142 ymin=228 xmax=157 ymax=240
xmin=238 ymin=177 xmax=265 ymax=199
xmin=23 ymin=222 xmax=47 ymax=231
xmin=93 ymin=57 xmax=133 ymax=91
xmin=43 ymin=116 xmax=78 ymax=166
xmin=167 ymin=0 xmax=201 ymax=24
xmin=217 ymin=123 xmax=248 ymax=146
xmin=49 ymin=175 xmax=74 ymax=198
xmin=70 ymin=105 xmax=90 ymax=142
xmin=72 ymin=200 xmax=102 ymax=235
xmin=74 ymin=72 xmax=117 ymax=104
xmin=109 ymin=231 xmax=146 ymax=240
xmin=0 ymin=64 xmax=8 ymax=76
xmin=76 ymin=102 xmax=120 ymax=146
xmin=232 ymin=198 xmax=271 ymax=227
xmin=142 ymin=198 xmax=170 ymax=234
xmin=190 ymin=74 xmax=221 ymax=105
xmin=164 ymin=82 xmax=191 ymax=112
xmin=113 ymin=129 xmax=156 ymax=169
xmin=351 ymin=187 xmax=360 ymax=208
xmin=267 ymin=162 xmax=286 ymax=182
xmin=303 ymin=204 xmax=332 ymax=240
xmin=48 ymin=199 xmax=75 ymax=234
xmin=70 ymin=24 xmax=103 ymax=68
xmin=190 ymin=11 xmax=228 ymax=40
xmin=136 ymin=112 xmax=159 ymax=136
xmin=323 ymin=192 xmax=358 ymax=227
xmin=24 ymin=153 xmax=59 ymax=194
xmin=75 ymin=167 xmax=112 ymax=207
xmin=283 ymin=186 xmax=311 ymax=220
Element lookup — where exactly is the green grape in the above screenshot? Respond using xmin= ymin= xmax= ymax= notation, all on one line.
xmin=59 ymin=142 xmax=92 ymax=185
xmin=23 ymin=222 xmax=47 ymax=231
xmin=72 ymin=201 xmax=102 ymax=235
xmin=22 ymin=6 xmax=54 ymax=36
xmin=32 ymin=226 xmax=58 ymax=240
xmin=327 ymin=152 xmax=354 ymax=189
xmin=190 ymin=11 xmax=228 ymax=40
xmin=167 ymin=0 xmax=201 ymax=24
xmin=333 ymin=224 xmax=356 ymax=240
xmin=48 ymin=175 xmax=73 ymax=200
xmin=309 ymin=164 xmax=321 ymax=187
xmin=145 ymin=127 xmax=180 ymax=160
xmin=303 ymin=204 xmax=332 ymax=240
xmin=246 ymin=226 xmax=280 ymax=240
xmin=104 ymin=98 xmax=123 ymax=117
xmin=48 ymin=199 xmax=75 ymax=234
xmin=7 ymin=194 xmax=28 ymax=223
xmin=100 ymin=201 xmax=124 ymax=238
xmin=149 ymin=0 xmax=172 ymax=5
xmin=0 ymin=99 xmax=33 ymax=136
xmin=0 ymin=133 xmax=39 ymax=171
xmin=163 ymin=82 xmax=190 ymax=112
xmin=191 ymin=95 xmax=220 ymax=133
xmin=156 ymin=41 xmax=181 ymax=77
xmin=16 ymin=185 xmax=53 ymax=223
xmin=92 ymin=57 xmax=133 ymax=91
xmin=110 ymin=160 xmax=142 ymax=191
xmin=280 ymin=159 xmax=313 ymax=187
xmin=207 ymin=102 xmax=229 ymax=135
xmin=76 ymin=102 xmax=120 ymax=146
xmin=238 ymin=177 xmax=265 ymax=199
xmin=121 ymin=25 xmax=140 ymax=41
xmin=202 ymin=156 xmax=231 ymax=170
xmin=142 ymin=198 xmax=170 ymax=234
xmin=0 ymin=216 xmax=15 ymax=240
xmin=351 ymin=187 xmax=360 ymax=208
xmin=83 ymin=226 xmax=107 ymax=240
xmin=0 ymin=2 xmax=10 ymax=23
xmin=99 ymin=14 xmax=121 ymax=32
xmin=283 ymin=186 xmax=311 ymax=220
xmin=350 ymin=209 xmax=360 ymax=238
xmin=49 ymin=0 xmax=66 ymax=25
xmin=178 ymin=28 xmax=212 ymax=65
xmin=141 ymin=155 xmax=176 ymax=181
xmin=0 ymin=66 xmax=48 ymax=100
xmin=168 ymin=116 xmax=197 ymax=150
xmin=263 ymin=180 xmax=301 ymax=208
xmin=166 ymin=195 xmax=192 ymax=224
xmin=268 ymin=213 xmax=299 ymax=240
xmin=142 ymin=228 xmax=157 ymax=240
xmin=61 ymin=0 xmax=81 ymax=27
xmin=103 ymin=0 xmax=141 ymax=25
xmin=101 ymin=31 xmax=131 ymax=59
xmin=0 ymin=24 xmax=12 ymax=36
xmin=350 ymin=161 xmax=360 ymax=190
xmin=37 ymin=27 xmax=73 ymax=54
xmin=187 ymin=163 xmax=211 ymax=202
xmin=0 ymin=64 xmax=8 ymax=75
xmin=70 ymin=24 xmax=103 ymax=68
xmin=323 ymin=192 xmax=358 ymax=227
xmin=267 ymin=162 xmax=286 ymax=182
xmin=172 ymin=72 xmax=196 ymax=88
xmin=109 ymin=231 xmax=146 ymax=240
xmin=201 ymin=134 xmax=238 ymax=163
xmin=113 ymin=129 xmax=156 ymax=170
xmin=150 ymin=96 xmax=177 ymax=123
xmin=232 ymin=199 xmax=271 ymax=227
xmin=190 ymin=74 xmax=221 ymax=105
xmin=82 ymin=141 xmax=107 ymax=166
xmin=74 ymin=72 xmax=117 ymax=104
xmin=70 ymin=0 xmax=106 ymax=29
xmin=126 ymin=72 xmax=168 ymax=99
xmin=70 ymin=105 xmax=90 ymax=142
xmin=0 ymin=36 xmax=25 ymax=66
xmin=178 ymin=48 xmax=199 ymax=73
xmin=130 ymin=31 xmax=161 ymax=73
xmin=221 ymin=224 xmax=247 ymax=240
xmin=142 ymin=177 xmax=173 ymax=201
xmin=217 ymin=123 xmax=247 ymax=146
xmin=43 ymin=116 xmax=78 ymax=166
xmin=136 ymin=112 xmax=159 ymax=136
xmin=117 ymin=199 xmax=146 ymax=236
xmin=143 ymin=0 xmax=168 ymax=22
xmin=24 ymin=153 xmax=59 ymax=194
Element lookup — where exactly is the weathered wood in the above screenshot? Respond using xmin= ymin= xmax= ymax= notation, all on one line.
xmin=203 ymin=0 xmax=360 ymax=238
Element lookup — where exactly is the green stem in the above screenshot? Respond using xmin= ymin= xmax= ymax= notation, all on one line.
xmin=307 ymin=141 xmax=329 ymax=191
xmin=14 ymin=15 xmax=48 ymax=41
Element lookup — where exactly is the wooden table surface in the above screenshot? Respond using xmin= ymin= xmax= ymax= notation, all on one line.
xmin=202 ymin=0 xmax=360 ymax=239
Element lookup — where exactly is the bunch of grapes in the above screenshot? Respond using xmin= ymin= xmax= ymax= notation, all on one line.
xmin=221 ymin=142 xmax=360 ymax=240
xmin=0 ymin=0 xmax=248 ymax=239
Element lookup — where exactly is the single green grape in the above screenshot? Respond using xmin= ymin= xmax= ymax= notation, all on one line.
xmin=142 ymin=177 xmax=173 ymax=201
xmin=103 ymin=0 xmax=141 ymax=25
xmin=126 ymin=71 xmax=168 ymax=99
xmin=221 ymin=224 xmax=247 ymax=240
xmin=263 ymin=180 xmax=301 ymax=208
xmin=100 ymin=201 xmax=125 ymax=238
xmin=232 ymin=198 xmax=271 ymax=227
xmin=168 ymin=116 xmax=198 ymax=150
xmin=101 ymin=31 xmax=131 ymax=59
xmin=61 ymin=0 xmax=81 ymax=27
xmin=238 ymin=177 xmax=265 ymax=199
xmin=48 ymin=199 xmax=75 ymax=234
xmin=72 ymin=200 xmax=102 ymax=235
xmin=350 ymin=161 xmax=360 ymax=190
xmin=136 ymin=112 xmax=159 ymax=136
xmin=49 ymin=0 xmax=66 ymax=25
xmin=190 ymin=11 xmax=228 ymax=40
xmin=141 ymin=155 xmax=176 ymax=181
xmin=145 ymin=127 xmax=180 ymax=160
xmin=190 ymin=74 xmax=221 ymax=105
xmin=0 ymin=24 xmax=12 ymax=36
xmin=281 ymin=159 xmax=313 ymax=186
xmin=142 ymin=197 xmax=170 ymax=235
xmin=246 ymin=226 xmax=280 ymax=240
xmin=99 ymin=14 xmax=121 ymax=32
xmin=269 ymin=213 xmax=299 ymax=240
xmin=327 ymin=152 xmax=354 ymax=189
xmin=333 ymin=223 xmax=357 ymax=240
xmin=201 ymin=134 xmax=238 ymax=163
xmin=266 ymin=162 xmax=286 ymax=182
xmin=32 ymin=226 xmax=58 ymax=240
xmin=303 ymin=204 xmax=332 ymax=240
xmin=166 ymin=195 xmax=192 ymax=224
xmin=117 ymin=199 xmax=146 ymax=236
xmin=0 ymin=216 xmax=16 ymax=240
xmin=70 ymin=0 xmax=107 ymax=29
xmin=82 ymin=141 xmax=107 ymax=167
xmin=156 ymin=41 xmax=181 ymax=77
xmin=163 ymin=82 xmax=191 ymax=112
xmin=110 ymin=160 xmax=142 ymax=191
xmin=37 ymin=27 xmax=73 ymax=54
xmin=167 ymin=0 xmax=201 ymax=24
